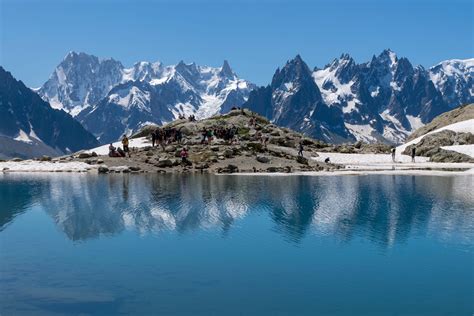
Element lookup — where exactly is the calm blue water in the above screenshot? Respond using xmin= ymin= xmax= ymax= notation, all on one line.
xmin=0 ymin=173 xmax=473 ymax=315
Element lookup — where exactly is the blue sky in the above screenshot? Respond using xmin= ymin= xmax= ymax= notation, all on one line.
xmin=1 ymin=0 xmax=472 ymax=87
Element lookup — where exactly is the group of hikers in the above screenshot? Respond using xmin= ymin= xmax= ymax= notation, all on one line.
xmin=108 ymin=135 xmax=131 ymax=157
xmin=199 ymin=126 xmax=240 ymax=145
xmin=177 ymin=113 xmax=197 ymax=122
xmin=151 ymin=127 xmax=184 ymax=148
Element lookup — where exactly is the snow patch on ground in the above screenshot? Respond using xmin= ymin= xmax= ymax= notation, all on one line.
xmin=313 ymin=152 xmax=474 ymax=171
xmin=397 ymin=119 xmax=474 ymax=154
xmin=85 ymin=137 xmax=151 ymax=155
xmin=315 ymin=152 xmax=429 ymax=165
xmin=0 ymin=161 xmax=92 ymax=172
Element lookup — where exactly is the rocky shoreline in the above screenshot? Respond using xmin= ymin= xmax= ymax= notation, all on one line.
xmin=2 ymin=110 xmax=473 ymax=175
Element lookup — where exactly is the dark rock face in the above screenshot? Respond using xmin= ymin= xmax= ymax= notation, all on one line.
xmin=0 ymin=67 xmax=99 ymax=159
xmin=244 ymin=55 xmax=352 ymax=143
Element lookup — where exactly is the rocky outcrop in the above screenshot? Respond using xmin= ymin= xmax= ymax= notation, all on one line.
xmin=407 ymin=104 xmax=474 ymax=141
xmin=403 ymin=130 xmax=474 ymax=162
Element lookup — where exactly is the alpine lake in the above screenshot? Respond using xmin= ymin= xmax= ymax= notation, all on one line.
xmin=0 ymin=173 xmax=473 ymax=315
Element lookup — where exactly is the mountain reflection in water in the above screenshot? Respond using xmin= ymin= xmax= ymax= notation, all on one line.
xmin=1 ymin=173 xmax=473 ymax=246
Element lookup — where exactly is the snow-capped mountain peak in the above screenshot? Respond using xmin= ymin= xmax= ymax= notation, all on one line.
xmin=428 ymin=58 xmax=473 ymax=107
xmin=244 ymin=50 xmax=473 ymax=145
xmin=39 ymin=52 xmax=256 ymax=143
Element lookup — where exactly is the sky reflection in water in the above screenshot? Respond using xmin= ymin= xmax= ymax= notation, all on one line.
xmin=0 ymin=173 xmax=473 ymax=315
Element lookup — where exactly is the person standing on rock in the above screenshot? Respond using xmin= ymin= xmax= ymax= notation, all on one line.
xmin=391 ymin=147 xmax=396 ymax=162
xmin=411 ymin=146 xmax=416 ymax=163
xmin=298 ymin=141 xmax=304 ymax=157
xmin=151 ymin=130 xmax=157 ymax=147
xmin=122 ymin=135 xmax=131 ymax=157
xmin=180 ymin=147 xmax=190 ymax=166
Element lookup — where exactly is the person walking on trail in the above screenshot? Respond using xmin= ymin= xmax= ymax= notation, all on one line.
xmin=122 ymin=135 xmax=131 ymax=157
xmin=391 ymin=147 xmax=396 ymax=162
xmin=298 ymin=141 xmax=304 ymax=157
xmin=411 ymin=146 xmax=416 ymax=163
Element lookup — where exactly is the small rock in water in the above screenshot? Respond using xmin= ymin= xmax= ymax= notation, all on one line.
xmin=98 ymin=166 xmax=109 ymax=173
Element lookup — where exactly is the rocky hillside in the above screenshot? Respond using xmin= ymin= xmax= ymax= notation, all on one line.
xmin=67 ymin=109 xmax=357 ymax=174
xmin=0 ymin=67 xmax=99 ymax=159
xmin=407 ymin=104 xmax=474 ymax=141
xmin=400 ymin=104 xmax=474 ymax=163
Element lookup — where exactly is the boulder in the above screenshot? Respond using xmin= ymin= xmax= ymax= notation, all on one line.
xmin=256 ymin=155 xmax=270 ymax=163
xmin=296 ymin=156 xmax=308 ymax=165
xmin=429 ymin=149 xmax=474 ymax=163
xmin=90 ymin=152 xmax=98 ymax=157
xmin=156 ymin=159 xmax=174 ymax=168
xmin=266 ymin=166 xmax=285 ymax=173
xmin=218 ymin=164 xmax=239 ymax=173
xmin=78 ymin=152 xmax=92 ymax=159
xmin=195 ymin=163 xmax=209 ymax=170
xmin=85 ymin=159 xmax=98 ymax=165
xmin=246 ymin=142 xmax=264 ymax=152
xmin=223 ymin=149 xmax=234 ymax=158
xmin=98 ymin=166 xmax=109 ymax=173
xmin=129 ymin=166 xmax=141 ymax=171
xmin=165 ymin=145 xmax=176 ymax=153
xmin=40 ymin=156 xmax=52 ymax=161
xmin=11 ymin=158 xmax=22 ymax=162
xmin=403 ymin=130 xmax=457 ymax=156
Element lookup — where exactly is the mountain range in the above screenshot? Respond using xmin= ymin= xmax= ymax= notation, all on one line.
xmin=38 ymin=52 xmax=255 ymax=144
xmin=37 ymin=50 xmax=472 ymax=145
xmin=244 ymin=50 xmax=473 ymax=143
xmin=0 ymin=67 xmax=99 ymax=159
